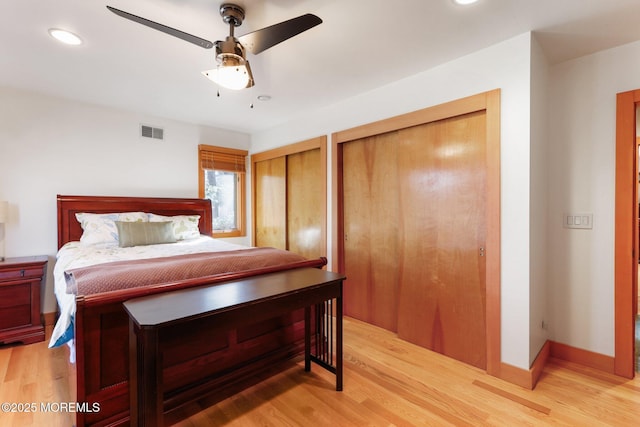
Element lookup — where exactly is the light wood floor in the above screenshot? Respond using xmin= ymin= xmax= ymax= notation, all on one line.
xmin=1 ymin=317 xmax=639 ymax=427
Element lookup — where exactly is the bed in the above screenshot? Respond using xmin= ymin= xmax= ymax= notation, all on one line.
xmin=51 ymin=195 xmax=327 ymax=427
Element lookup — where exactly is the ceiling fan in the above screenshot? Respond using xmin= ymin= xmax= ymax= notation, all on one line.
xmin=106 ymin=3 xmax=322 ymax=90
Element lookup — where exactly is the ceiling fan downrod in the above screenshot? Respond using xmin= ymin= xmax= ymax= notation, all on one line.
xmin=220 ymin=3 xmax=245 ymax=30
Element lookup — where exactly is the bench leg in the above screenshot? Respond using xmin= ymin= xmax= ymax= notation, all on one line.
xmin=304 ymin=306 xmax=311 ymax=372
xmin=336 ymin=290 xmax=343 ymax=391
xmin=130 ymin=322 xmax=163 ymax=427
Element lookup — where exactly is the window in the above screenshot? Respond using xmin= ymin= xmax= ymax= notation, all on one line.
xmin=198 ymin=144 xmax=247 ymax=237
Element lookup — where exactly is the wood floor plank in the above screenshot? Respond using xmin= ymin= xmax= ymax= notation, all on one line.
xmin=1 ymin=316 xmax=639 ymax=426
xmin=472 ymin=380 xmax=551 ymax=414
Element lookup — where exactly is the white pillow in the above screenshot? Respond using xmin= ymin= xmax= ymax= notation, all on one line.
xmin=75 ymin=212 xmax=148 ymax=246
xmin=147 ymin=213 xmax=200 ymax=240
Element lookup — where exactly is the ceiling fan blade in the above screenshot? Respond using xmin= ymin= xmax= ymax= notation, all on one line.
xmin=106 ymin=6 xmax=214 ymax=49
xmin=238 ymin=13 xmax=322 ymax=54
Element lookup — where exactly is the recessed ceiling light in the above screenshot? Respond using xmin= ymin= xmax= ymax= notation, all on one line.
xmin=48 ymin=28 xmax=83 ymax=45
xmin=453 ymin=0 xmax=479 ymax=5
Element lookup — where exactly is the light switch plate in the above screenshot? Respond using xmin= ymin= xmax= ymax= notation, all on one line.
xmin=563 ymin=213 xmax=593 ymax=229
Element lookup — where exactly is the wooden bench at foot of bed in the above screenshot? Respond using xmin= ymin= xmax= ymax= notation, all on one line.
xmin=125 ymin=268 xmax=344 ymax=427
xmin=74 ymin=260 xmax=328 ymax=427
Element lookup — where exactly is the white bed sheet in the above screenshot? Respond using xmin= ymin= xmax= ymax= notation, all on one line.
xmin=49 ymin=236 xmax=248 ymax=360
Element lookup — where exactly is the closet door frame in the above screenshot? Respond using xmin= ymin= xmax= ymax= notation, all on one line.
xmin=332 ymin=90 xmax=502 ymax=377
xmin=251 ymin=136 xmax=328 ymax=258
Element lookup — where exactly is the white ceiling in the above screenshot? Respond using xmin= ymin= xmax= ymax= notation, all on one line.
xmin=3 ymin=0 xmax=640 ymax=134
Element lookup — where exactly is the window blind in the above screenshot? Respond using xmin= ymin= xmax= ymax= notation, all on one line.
xmin=199 ymin=145 xmax=247 ymax=173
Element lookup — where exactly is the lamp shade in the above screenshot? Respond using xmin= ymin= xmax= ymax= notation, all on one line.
xmin=203 ymin=65 xmax=249 ymax=90
xmin=0 ymin=201 xmax=7 ymax=223
xmin=202 ymin=59 xmax=254 ymax=90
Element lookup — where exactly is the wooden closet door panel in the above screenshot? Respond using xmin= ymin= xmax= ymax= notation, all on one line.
xmin=396 ymin=111 xmax=487 ymax=369
xmin=343 ymin=134 xmax=399 ymax=332
xmin=287 ymin=148 xmax=322 ymax=259
xmin=255 ymin=157 xmax=287 ymax=249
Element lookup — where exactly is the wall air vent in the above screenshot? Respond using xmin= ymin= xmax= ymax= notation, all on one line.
xmin=140 ymin=124 xmax=164 ymax=140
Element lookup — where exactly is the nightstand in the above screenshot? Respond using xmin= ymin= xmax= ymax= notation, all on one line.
xmin=0 ymin=256 xmax=47 ymax=345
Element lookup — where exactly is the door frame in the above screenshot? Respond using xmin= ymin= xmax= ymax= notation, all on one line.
xmin=331 ymin=89 xmax=502 ymax=376
xmin=614 ymin=89 xmax=639 ymax=378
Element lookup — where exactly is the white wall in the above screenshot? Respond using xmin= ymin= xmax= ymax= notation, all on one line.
xmin=547 ymin=39 xmax=640 ymax=356
xmin=0 ymin=86 xmax=250 ymax=313
xmin=252 ymin=33 xmax=534 ymax=369
xmin=529 ymin=35 xmax=550 ymax=364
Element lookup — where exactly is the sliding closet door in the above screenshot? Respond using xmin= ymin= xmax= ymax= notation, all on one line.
xmin=252 ymin=138 xmax=326 ymax=260
xmin=287 ymin=148 xmax=323 ymax=259
xmin=342 ymin=111 xmax=487 ymax=369
xmin=254 ymin=157 xmax=286 ymax=249
xmin=396 ymin=112 xmax=487 ymax=369
xmin=343 ymin=134 xmax=400 ymax=332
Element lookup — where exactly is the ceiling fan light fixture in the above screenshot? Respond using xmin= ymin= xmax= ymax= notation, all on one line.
xmin=202 ymin=57 xmax=254 ymax=90
xmin=202 ymin=37 xmax=255 ymax=90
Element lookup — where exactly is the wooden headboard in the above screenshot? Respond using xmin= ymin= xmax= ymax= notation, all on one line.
xmin=57 ymin=195 xmax=213 ymax=249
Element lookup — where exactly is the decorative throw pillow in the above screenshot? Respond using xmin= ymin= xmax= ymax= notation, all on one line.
xmin=115 ymin=221 xmax=176 ymax=248
xmin=75 ymin=212 xmax=148 ymax=246
xmin=147 ymin=213 xmax=201 ymax=240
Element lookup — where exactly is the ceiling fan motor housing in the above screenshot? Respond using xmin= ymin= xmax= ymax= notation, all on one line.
xmin=215 ymin=36 xmax=247 ymax=65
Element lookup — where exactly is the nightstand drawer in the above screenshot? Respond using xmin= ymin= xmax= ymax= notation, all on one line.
xmin=0 ymin=304 xmax=31 ymax=330
xmin=0 ymin=266 xmax=45 ymax=281
xmin=0 ymin=283 xmax=30 ymax=308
